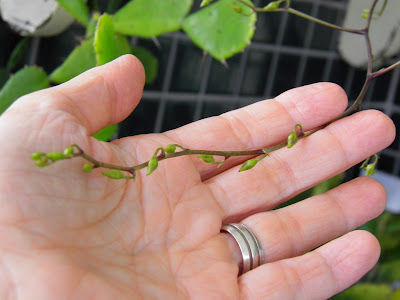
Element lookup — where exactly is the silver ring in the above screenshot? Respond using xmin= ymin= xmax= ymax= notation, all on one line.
xmin=221 ymin=223 xmax=264 ymax=275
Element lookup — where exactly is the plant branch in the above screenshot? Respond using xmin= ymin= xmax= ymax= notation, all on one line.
xmin=281 ymin=8 xmax=363 ymax=34
xmin=236 ymin=0 xmax=364 ymax=34
xmin=372 ymin=59 xmax=400 ymax=78
xmin=33 ymin=0 xmax=400 ymax=179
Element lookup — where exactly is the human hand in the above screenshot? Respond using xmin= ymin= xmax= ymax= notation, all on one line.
xmin=0 ymin=55 xmax=395 ymax=299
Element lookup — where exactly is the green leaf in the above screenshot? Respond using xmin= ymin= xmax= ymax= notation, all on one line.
xmin=131 ymin=46 xmax=158 ymax=84
xmin=7 ymin=38 xmax=29 ymax=72
xmin=93 ymin=124 xmax=118 ymax=141
xmin=94 ymin=13 xmax=131 ymax=66
xmin=182 ymin=0 xmax=256 ymax=61
xmin=49 ymin=39 xmax=96 ymax=84
xmin=332 ymin=283 xmax=392 ymax=300
xmin=0 ymin=67 xmax=49 ymax=115
xmin=113 ymin=0 xmax=193 ymax=38
xmin=55 ymin=0 xmax=90 ymax=26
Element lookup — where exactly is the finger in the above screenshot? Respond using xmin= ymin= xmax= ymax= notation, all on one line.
xmin=231 ymin=177 xmax=385 ymax=264
xmin=207 ymin=110 xmax=395 ymax=220
xmin=238 ymin=230 xmax=380 ymax=299
xmin=5 ymin=55 xmax=145 ymax=135
xmin=164 ymin=83 xmax=348 ymax=175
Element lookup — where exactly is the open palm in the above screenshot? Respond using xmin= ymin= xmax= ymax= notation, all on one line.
xmin=0 ymin=55 xmax=395 ymax=299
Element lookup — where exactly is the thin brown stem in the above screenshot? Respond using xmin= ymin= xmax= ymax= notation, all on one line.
xmin=372 ymin=60 xmax=400 ymax=78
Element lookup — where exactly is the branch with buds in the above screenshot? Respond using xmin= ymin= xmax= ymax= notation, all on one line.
xmin=32 ymin=0 xmax=398 ymax=180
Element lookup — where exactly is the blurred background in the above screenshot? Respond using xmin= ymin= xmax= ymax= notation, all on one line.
xmin=1 ymin=0 xmax=399 ymax=298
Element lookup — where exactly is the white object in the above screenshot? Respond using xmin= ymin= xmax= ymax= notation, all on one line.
xmin=338 ymin=0 xmax=400 ymax=69
xmin=0 ymin=0 xmax=75 ymax=36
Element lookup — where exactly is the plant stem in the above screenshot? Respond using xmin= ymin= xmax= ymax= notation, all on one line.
xmin=372 ymin=60 xmax=400 ymax=78
xmin=281 ymin=8 xmax=363 ymax=34
xmin=236 ymin=0 xmax=363 ymax=34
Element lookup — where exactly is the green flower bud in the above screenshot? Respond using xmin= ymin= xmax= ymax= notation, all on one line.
xmin=31 ymin=152 xmax=45 ymax=161
xmin=287 ymin=124 xmax=303 ymax=148
xmin=200 ymin=0 xmax=213 ymax=7
xmin=239 ymin=159 xmax=258 ymax=172
xmin=103 ymin=170 xmax=125 ymax=179
xmin=287 ymin=131 xmax=298 ymax=148
xmin=361 ymin=154 xmax=379 ymax=177
xmin=82 ymin=164 xmax=93 ymax=173
xmin=361 ymin=9 xmax=370 ymax=19
xmin=230 ymin=4 xmax=242 ymax=13
xmin=264 ymin=1 xmax=280 ymax=11
xmin=164 ymin=144 xmax=176 ymax=154
xmin=35 ymin=160 xmax=47 ymax=168
xmin=198 ymin=155 xmax=224 ymax=165
xmin=364 ymin=164 xmax=377 ymax=176
xmin=46 ymin=152 xmax=66 ymax=161
xmin=64 ymin=146 xmax=74 ymax=156
xmin=147 ymin=156 xmax=159 ymax=176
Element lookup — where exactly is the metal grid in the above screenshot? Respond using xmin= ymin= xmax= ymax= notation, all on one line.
xmin=4 ymin=0 xmax=400 ymax=177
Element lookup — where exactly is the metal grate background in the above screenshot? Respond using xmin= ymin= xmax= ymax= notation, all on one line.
xmin=1 ymin=0 xmax=400 ymax=177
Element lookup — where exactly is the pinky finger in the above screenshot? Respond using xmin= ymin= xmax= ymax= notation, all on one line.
xmin=238 ymin=230 xmax=380 ymax=300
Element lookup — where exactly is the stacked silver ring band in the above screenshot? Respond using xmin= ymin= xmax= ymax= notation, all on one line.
xmin=221 ymin=223 xmax=264 ymax=275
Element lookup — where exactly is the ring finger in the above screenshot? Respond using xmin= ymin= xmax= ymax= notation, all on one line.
xmin=221 ymin=176 xmax=386 ymax=267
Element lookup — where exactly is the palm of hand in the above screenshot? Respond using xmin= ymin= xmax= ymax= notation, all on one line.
xmin=0 ymin=60 xmax=238 ymax=298
xmin=1 ymin=115 xmax=238 ymax=299
xmin=0 ymin=55 xmax=395 ymax=299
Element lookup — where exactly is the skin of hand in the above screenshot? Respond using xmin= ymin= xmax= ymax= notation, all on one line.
xmin=0 ymin=55 xmax=395 ymax=299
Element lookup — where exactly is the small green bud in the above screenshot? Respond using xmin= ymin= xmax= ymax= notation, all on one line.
xmin=287 ymin=124 xmax=302 ymax=148
xmin=64 ymin=146 xmax=74 ymax=156
xmin=31 ymin=152 xmax=45 ymax=161
xmin=239 ymin=159 xmax=258 ymax=172
xmin=264 ymin=1 xmax=280 ymax=11
xmin=82 ymin=163 xmax=93 ymax=173
xmin=230 ymin=4 xmax=242 ymax=13
xmin=34 ymin=155 xmax=50 ymax=167
xmin=361 ymin=9 xmax=369 ymax=19
xmin=198 ymin=155 xmax=224 ymax=165
xmin=147 ymin=156 xmax=159 ymax=176
xmin=200 ymin=0 xmax=213 ymax=7
xmin=35 ymin=160 xmax=48 ymax=168
xmin=103 ymin=170 xmax=125 ymax=179
xmin=361 ymin=154 xmax=379 ymax=177
xmin=164 ymin=144 xmax=176 ymax=154
xmin=46 ymin=152 xmax=66 ymax=161
xmin=199 ymin=154 xmax=216 ymax=164
xmin=287 ymin=131 xmax=298 ymax=148
xmin=364 ymin=164 xmax=377 ymax=176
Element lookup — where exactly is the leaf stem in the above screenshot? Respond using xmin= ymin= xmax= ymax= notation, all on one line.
xmin=281 ymin=8 xmax=363 ymax=34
